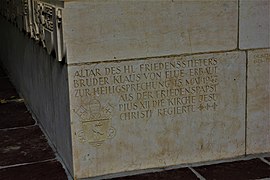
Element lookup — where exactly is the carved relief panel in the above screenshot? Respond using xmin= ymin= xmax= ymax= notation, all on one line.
xmin=0 ymin=0 xmax=65 ymax=62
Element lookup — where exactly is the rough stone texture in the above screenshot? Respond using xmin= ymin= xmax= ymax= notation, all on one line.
xmin=247 ymin=49 xmax=270 ymax=154
xmin=0 ymin=17 xmax=73 ymax=175
xmin=194 ymin=158 xmax=270 ymax=180
xmin=0 ymin=102 xmax=35 ymax=129
xmin=0 ymin=160 xmax=67 ymax=180
xmin=239 ymin=0 xmax=270 ymax=49
xmin=63 ymin=0 xmax=238 ymax=63
xmin=112 ymin=168 xmax=198 ymax=180
xmin=68 ymin=51 xmax=246 ymax=178
xmin=0 ymin=126 xmax=55 ymax=166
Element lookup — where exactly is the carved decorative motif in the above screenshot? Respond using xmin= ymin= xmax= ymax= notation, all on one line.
xmin=0 ymin=0 xmax=65 ymax=62
xmin=74 ymin=95 xmax=116 ymax=147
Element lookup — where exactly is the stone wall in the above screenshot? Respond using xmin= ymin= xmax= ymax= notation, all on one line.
xmin=0 ymin=0 xmax=269 ymax=179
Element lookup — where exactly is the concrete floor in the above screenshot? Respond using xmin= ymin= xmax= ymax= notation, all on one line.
xmin=0 ymin=65 xmax=270 ymax=180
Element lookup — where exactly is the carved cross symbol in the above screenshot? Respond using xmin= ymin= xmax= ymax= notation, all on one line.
xmin=199 ymin=104 xmax=205 ymax=111
xmin=104 ymin=107 xmax=111 ymax=114
xmin=104 ymin=103 xmax=114 ymax=114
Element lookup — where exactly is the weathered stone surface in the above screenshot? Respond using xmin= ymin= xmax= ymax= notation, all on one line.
xmin=194 ymin=158 xmax=270 ymax=180
xmin=68 ymin=51 xmax=246 ymax=178
xmin=0 ymin=102 xmax=35 ymax=129
xmin=239 ymin=0 xmax=270 ymax=49
xmin=112 ymin=168 xmax=199 ymax=180
xmin=247 ymin=49 xmax=270 ymax=154
xmin=0 ymin=126 xmax=55 ymax=166
xmin=0 ymin=160 xmax=67 ymax=180
xmin=63 ymin=1 xmax=238 ymax=64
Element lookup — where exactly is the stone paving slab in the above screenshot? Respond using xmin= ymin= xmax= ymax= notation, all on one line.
xmin=0 ymin=67 xmax=6 ymax=77
xmin=112 ymin=168 xmax=199 ymax=180
xmin=194 ymin=158 xmax=270 ymax=180
xmin=0 ymin=101 xmax=35 ymax=129
xmin=0 ymin=160 xmax=67 ymax=180
xmin=0 ymin=78 xmax=19 ymax=100
xmin=265 ymin=157 xmax=270 ymax=162
xmin=0 ymin=66 xmax=68 ymax=179
xmin=0 ymin=89 xmax=19 ymax=100
xmin=0 ymin=78 xmax=14 ymax=91
xmin=0 ymin=125 xmax=55 ymax=166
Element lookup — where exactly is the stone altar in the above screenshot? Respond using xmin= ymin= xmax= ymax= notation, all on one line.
xmin=0 ymin=0 xmax=269 ymax=179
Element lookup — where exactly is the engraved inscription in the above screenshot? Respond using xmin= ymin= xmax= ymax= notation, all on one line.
xmin=247 ymin=49 xmax=270 ymax=154
xmin=72 ymin=56 xmax=220 ymax=124
xmin=253 ymin=53 xmax=270 ymax=64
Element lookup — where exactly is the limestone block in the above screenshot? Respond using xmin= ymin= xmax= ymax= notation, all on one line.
xmin=247 ymin=49 xmax=270 ymax=154
xmin=68 ymin=51 xmax=246 ymax=179
xmin=63 ymin=0 xmax=238 ymax=64
xmin=239 ymin=0 xmax=270 ymax=49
